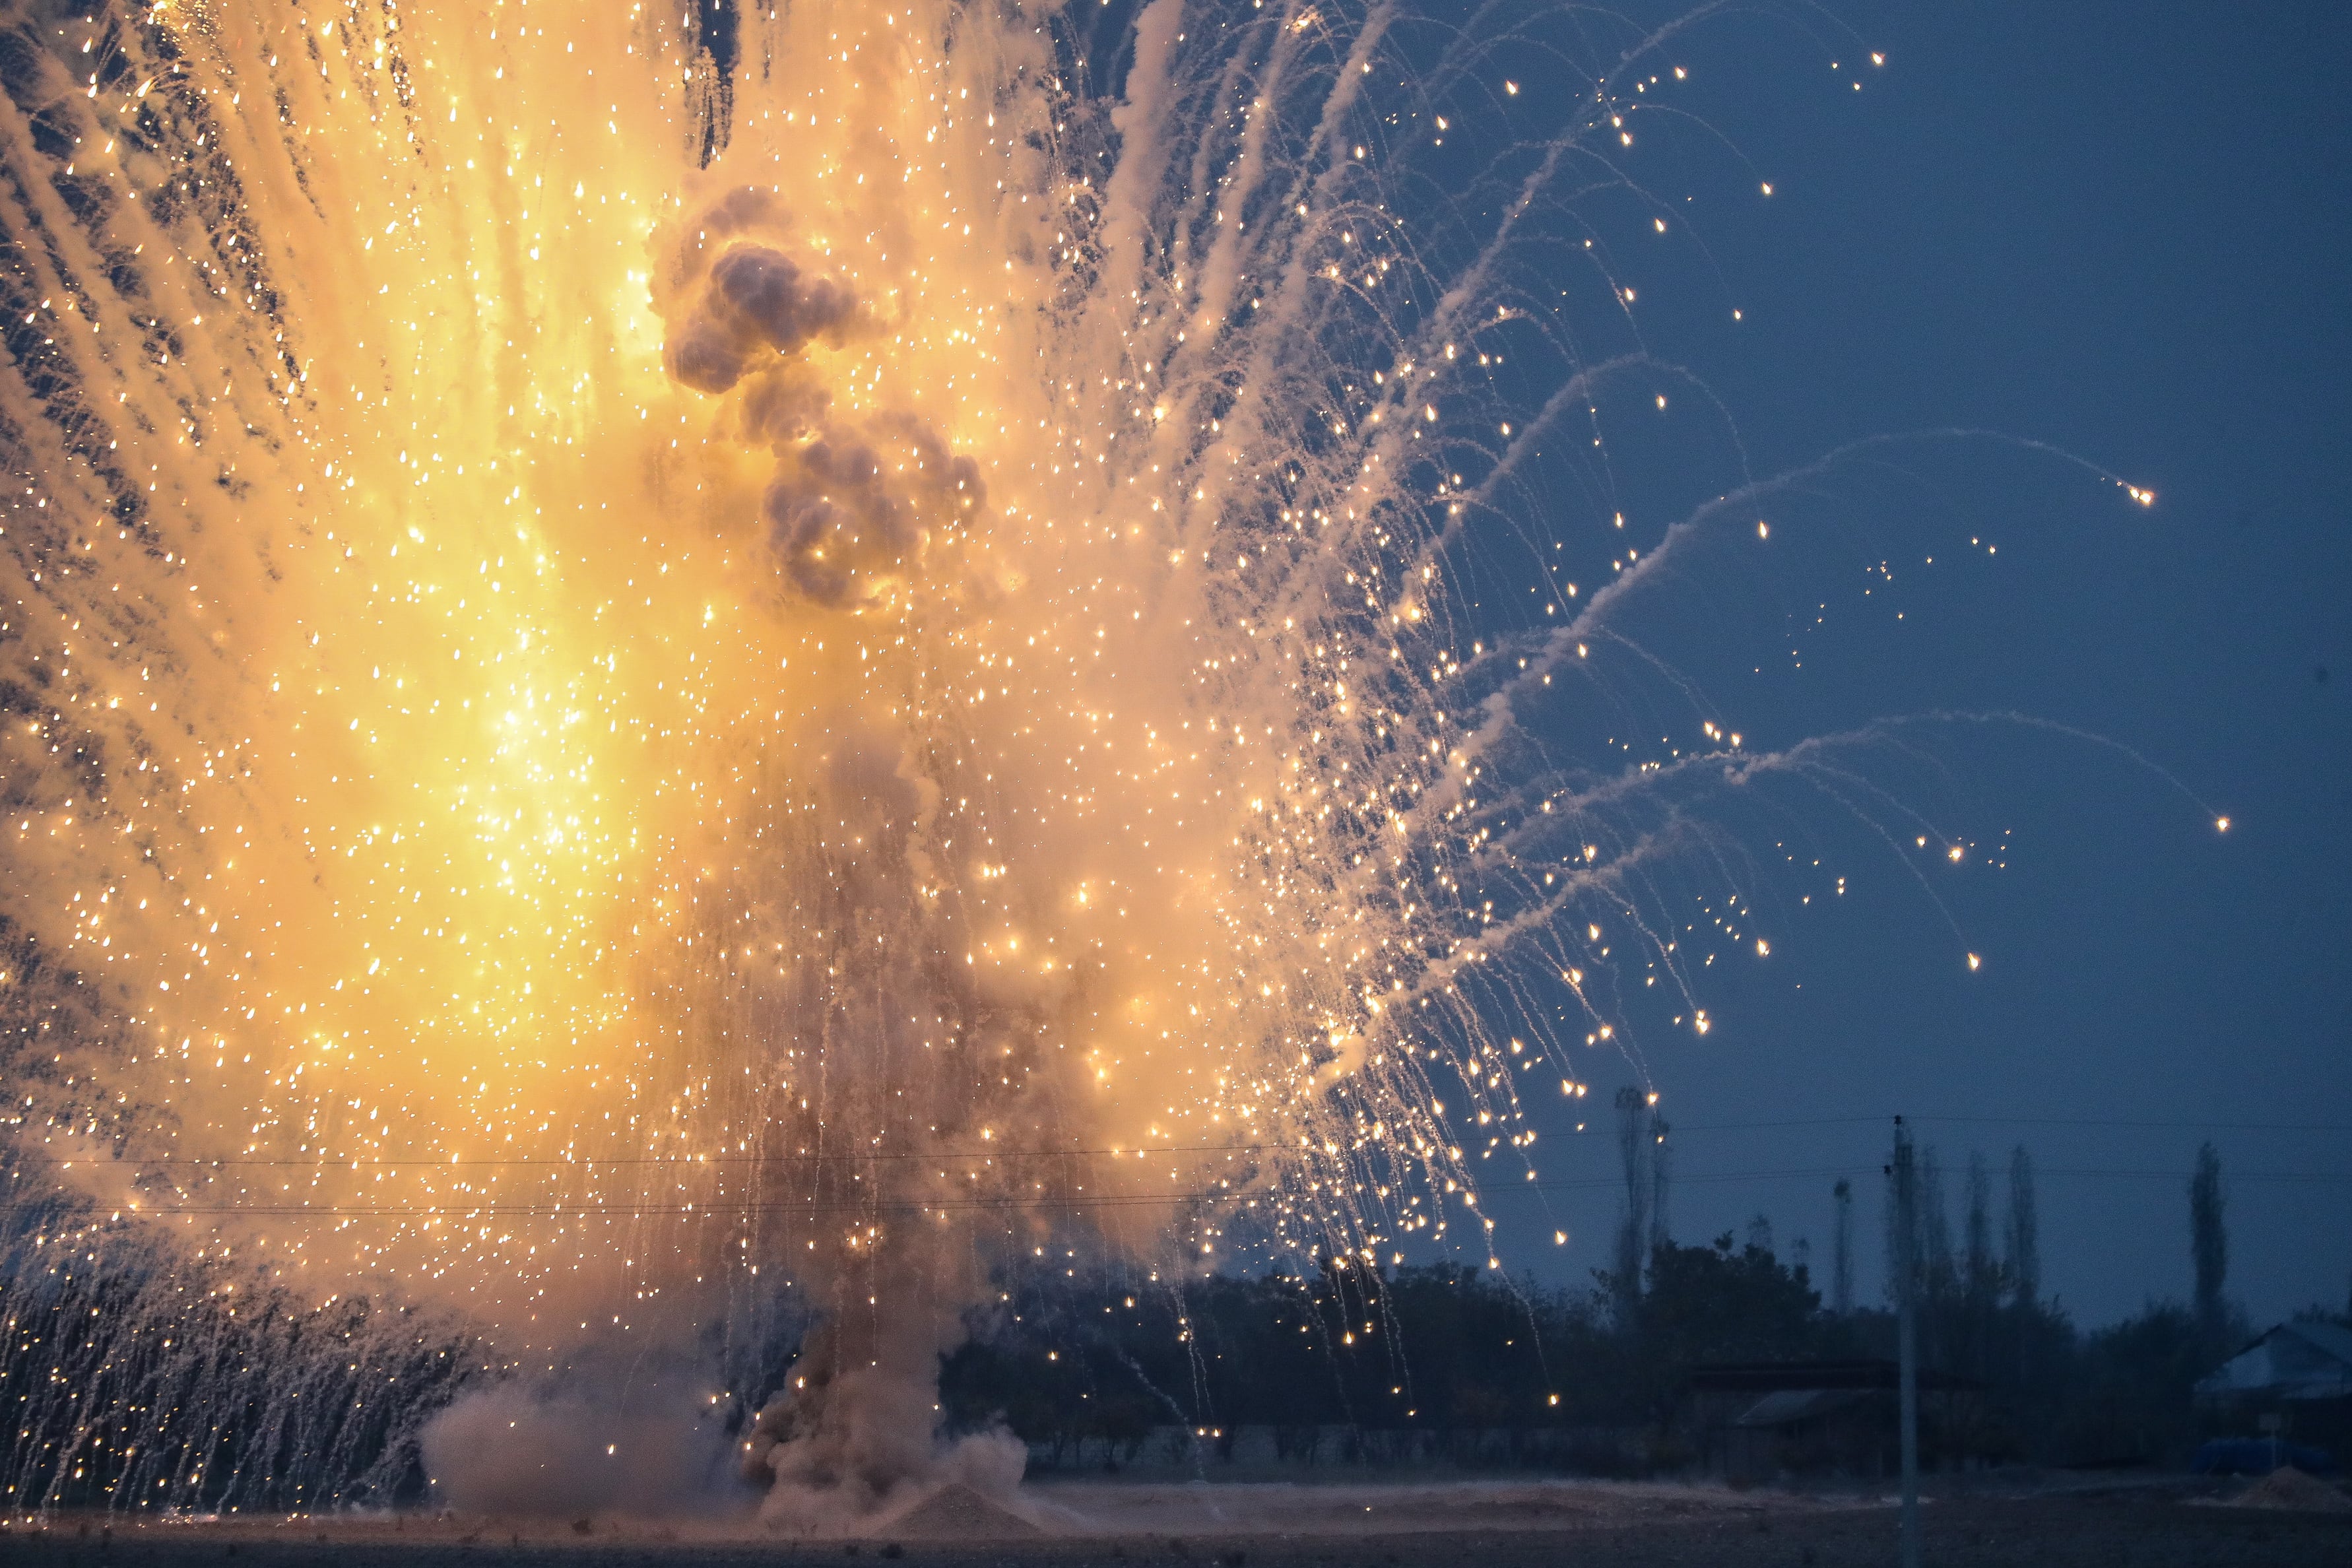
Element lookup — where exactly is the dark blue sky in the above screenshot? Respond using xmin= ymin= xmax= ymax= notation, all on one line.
xmin=1480 ymin=0 xmax=2351 ymax=1326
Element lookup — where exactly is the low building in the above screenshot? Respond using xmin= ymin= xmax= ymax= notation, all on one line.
xmin=1687 ymin=1360 xmax=1982 ymax=1480
xmin=2194 ymin=1321 xmax=2352 ymax=1457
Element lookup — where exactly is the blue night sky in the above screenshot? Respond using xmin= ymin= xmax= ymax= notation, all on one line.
xmin=1476 ymin=0 xmax=2352 ymax=1327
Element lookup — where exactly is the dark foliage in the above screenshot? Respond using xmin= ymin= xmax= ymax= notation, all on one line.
xmin=942 ymin=1213 xmax=2273 ymax=1476
xmin=5 ymin=1163 xmax=2303 ymax=1511
xmin=941 ymin=1234 xmax=1849 ymax=1472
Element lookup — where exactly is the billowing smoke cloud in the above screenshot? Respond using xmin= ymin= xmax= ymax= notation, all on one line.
xmin=764 ymin=416 xmax=981 ymax=606
xmin=665 ymin=245 xmax=859 ymax=395
xmin=420 ymin=1379 xmax=742 ymax=1518
xmin=655 ymin=183 xmax=859 ymax=395
xmin=661 ymin=191 xmax=985 ymax=608
xmin=741 ymin=1263 xmax=1027 ymax=1529
xmin=650 ymin=188 xmax=1031 ymax=1524
xmin=738 ymin=366 xmax=835 ymax=446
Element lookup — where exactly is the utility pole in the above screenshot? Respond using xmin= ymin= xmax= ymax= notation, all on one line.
xmin=1893 ymin=1117 xmax=1921 ymax=1568
xmin=1613 ymin=1087 xmax=1652 ymax=1323
xmin=1832 ymin=1177 xmax=1855 ymax=1316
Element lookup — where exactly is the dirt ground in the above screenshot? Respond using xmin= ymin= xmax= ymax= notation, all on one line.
xmin=5 ymin=1478 xmax=2347 ymax=1568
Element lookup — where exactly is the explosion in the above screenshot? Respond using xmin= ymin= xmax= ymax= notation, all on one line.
xmin=0 ymin=0 xmax=2158 ymax=1527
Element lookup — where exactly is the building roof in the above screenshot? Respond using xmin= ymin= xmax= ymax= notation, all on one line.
xmin=1688 ymin=1359 xmax=1982 ymax=1394
xmin=2194 ymin=1320 xmax=2352 ymax=1404
xmin=1730 ymin=1387 xmax=1874 ymax=1429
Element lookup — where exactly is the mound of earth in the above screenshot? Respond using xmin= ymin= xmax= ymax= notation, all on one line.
xmin=2228 ymin=1468 xmax=2352 ymax=1513
xmin=880 ymin=1482 xmax=1043 ymax=1539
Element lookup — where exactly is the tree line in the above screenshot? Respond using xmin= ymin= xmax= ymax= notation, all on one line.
xmin=938 ymin=1138 xmax=2350 ymax=1474
xmin=9 ymin=1132 xmax=2343 ymax=1509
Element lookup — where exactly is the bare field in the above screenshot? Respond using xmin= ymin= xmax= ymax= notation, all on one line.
xmin=5 ymin=1481 xmax=2347 ymax=1568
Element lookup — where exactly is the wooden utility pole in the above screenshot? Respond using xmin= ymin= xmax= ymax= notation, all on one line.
xmin=1893 ymin=1116 xmax=1921 ymax=1568
xmin=1832 ymin=1176 xmax=1856 ymax=1315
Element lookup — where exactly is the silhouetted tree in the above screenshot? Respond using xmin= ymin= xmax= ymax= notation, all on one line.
xmin=2052 ymin=1301 xmax=2204 ymax=1466
xmin=1917 ymin=1147 xmax=1956 ymax=1309
xmin=1961 ymin=1152 xmax=1999 ymax=1380
xmin=1615 ymin=1233 xmax=1829 ymax=1425
xmin=2004 ymin=1145 xmax=2041 ymax=1306
xmin=1649 ymin=1114 xmax=1673 ymax=1257
xmin=2190 ymin=1142 xmax=2229 ymax=1357
xmin=1965 ymin=1154 xmax=1996 ymax=1297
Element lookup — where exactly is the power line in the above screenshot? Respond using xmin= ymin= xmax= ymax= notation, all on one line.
xmin=1667 ymin=1115 xmax=2352 ymax=1135
xmin=1905 ymin=1115 xmax=2352 ymax=1135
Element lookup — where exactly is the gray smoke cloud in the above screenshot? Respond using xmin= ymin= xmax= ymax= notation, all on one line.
xmin=739 ymin=1248 xmax=1028 ymax=1530
xmin=744 ymin=1341 xmax=1028 ymax=1528
xmin=658 ymin=189 xmax=985 ymax=608
xmin=648 ymin=188 xmax=1026 ymax=1530
xmin=764 ymin=416 xmax=982 ymax=606
xmin=738 ymin=365 xmax=835 ymax=445
xmin=665 ymin=245 xmax=860 ymax=394
xmin=420 ymin=1379 xmax=744 ymax=1519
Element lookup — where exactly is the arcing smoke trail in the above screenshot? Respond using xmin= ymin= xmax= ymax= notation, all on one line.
xmin=0 ymin=0 xmax=2087 ymax=1524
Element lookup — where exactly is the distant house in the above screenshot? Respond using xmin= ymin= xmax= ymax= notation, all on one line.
xmin=2194 ymin=1321 xmax=2352 ymax=1453
xmin=2196 ymin=1321 xmax=2352 ymax=1404
xmin=1685 ymin=1361 xmax=1982 ymax=1480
